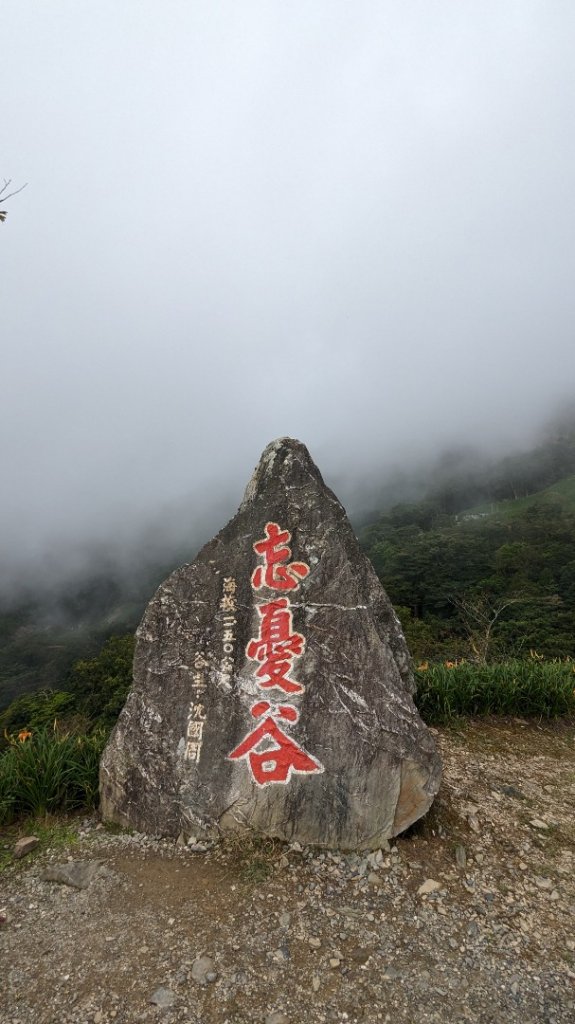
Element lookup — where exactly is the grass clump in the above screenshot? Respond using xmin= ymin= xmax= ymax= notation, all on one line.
xmin=218 ymin=828 xmax=283 ymax=883
xmin=0 ymin=725 xmax=106 ymax=826
xmin=415 ymin=658 xmax=575 ymax=725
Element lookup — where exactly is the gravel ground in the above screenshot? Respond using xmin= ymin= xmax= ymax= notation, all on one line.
xmin=1 ymin=719 xmax=574 ymax=1024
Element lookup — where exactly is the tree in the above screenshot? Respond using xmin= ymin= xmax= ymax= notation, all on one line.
xmin=67 ymin=634 xmax=135 ymax=727
xmin=0 ymin=178 xmax=27 ymax=222
xmin=450 ymin=590 xmax=560 ymax=664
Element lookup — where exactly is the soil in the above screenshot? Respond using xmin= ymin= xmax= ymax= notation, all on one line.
xmin=1 ymin=718 xmax=574 ymax=1024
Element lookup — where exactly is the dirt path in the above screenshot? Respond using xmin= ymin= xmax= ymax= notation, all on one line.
xmin=1 ymin=719 xmax=574 ymax=1024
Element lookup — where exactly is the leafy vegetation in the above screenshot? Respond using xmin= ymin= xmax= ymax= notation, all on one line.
xmin=0 ymin=726 xmax=106 ymax=825
xmin=414 ymin=658 xmax=575 ymax=724
xmin=0 ymin=635 xmax=135 ymax=742
xmin=0 ymin=636 xmax=134 ymax=824
xmin=362 ymin=494 xmax=575 ymax=662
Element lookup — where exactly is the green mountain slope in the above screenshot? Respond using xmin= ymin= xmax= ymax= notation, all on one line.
xmin=458 ymin=474 xmax=575 ymax=521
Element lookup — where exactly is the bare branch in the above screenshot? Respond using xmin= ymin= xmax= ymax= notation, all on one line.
xmin=0 ymin=179 xmax=28 ymax=202
xmin=450 ymin=589 xmax=561 ymax=664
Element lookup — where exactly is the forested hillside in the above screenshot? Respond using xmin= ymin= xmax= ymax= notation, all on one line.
xmin=360 ymin=414 xmax=575 ymax=662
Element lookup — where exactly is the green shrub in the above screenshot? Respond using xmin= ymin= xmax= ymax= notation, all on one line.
xmin=0 ymin=689 xmax=78 ymax=743
xmin=415 ymin=659 xmax=575 ymax=724
xmin=0 ymin=726 xmax=106 ymax=825
xmin=67 ymin=634 xmax=135 ymax=728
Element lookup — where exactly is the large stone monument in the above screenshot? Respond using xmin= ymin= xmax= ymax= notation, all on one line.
xmin=100 ymin=438 xmax=441 ymax=849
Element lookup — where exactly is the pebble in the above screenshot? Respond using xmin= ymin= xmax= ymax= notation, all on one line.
xmin=418 ymin=879 xmax=442 ymax=896
xmin=455 ymin=845 xmax=467 ymax=869
xmin=382 ymin=966 xmax=400 ymax=980
xmin=191 ymin=955 xmax=217 ymax=984
xmin=149 ymin=986 xmax=176 ymax=1008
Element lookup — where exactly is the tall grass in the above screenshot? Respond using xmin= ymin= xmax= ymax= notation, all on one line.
xmin=415 ymin=659 xmax=575 ymax=724
xmin=0 ymin=727 xmax=106 ymax=825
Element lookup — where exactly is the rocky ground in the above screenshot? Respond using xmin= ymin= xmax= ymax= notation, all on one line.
xmin=1 ymin=719 xmax=574 ymax=1024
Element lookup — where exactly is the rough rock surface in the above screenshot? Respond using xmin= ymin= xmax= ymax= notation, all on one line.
xmin=100 ymin=437 xmax=441 ymax=848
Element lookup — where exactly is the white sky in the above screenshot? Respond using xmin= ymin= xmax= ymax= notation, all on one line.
xmin=2 ymin=1 xmax=575 ymax=577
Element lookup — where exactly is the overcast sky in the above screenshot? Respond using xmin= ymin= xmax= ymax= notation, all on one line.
xmin=2 ymin=1 xmax=575 ymax=581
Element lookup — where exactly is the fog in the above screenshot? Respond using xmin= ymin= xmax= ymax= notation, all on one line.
xmin=3 ymin=1 xmax=575 ymax=592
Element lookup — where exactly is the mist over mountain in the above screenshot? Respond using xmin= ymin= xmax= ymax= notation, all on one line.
xmin=3 ymin=1 xmax=575 ymax=601
xmin=2 ymin=404 xmax=574 ymax=610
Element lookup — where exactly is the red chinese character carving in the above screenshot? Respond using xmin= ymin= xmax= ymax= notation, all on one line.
xmin=251 ymin=522 xmax=310 ymax=591
xmin=246 ymin=598 xmax=305 ymax=694
xmin=228 ymin=701 xmax=324 ymax=785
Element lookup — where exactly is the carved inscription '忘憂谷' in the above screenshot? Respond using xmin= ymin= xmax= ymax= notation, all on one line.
xmin=228 ymin=522 xmax=324 ymax=786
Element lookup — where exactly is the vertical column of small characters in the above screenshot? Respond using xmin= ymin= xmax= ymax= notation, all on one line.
xmin=185 ymin=652 xmax=208 ymax=762
xmin=219 ymin=577 xmax=237 ymax=686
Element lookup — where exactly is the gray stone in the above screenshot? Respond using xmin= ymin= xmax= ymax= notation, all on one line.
xmin=149 ymin=987 xmax=176 ymax=1008
xmin=190 ymin=955 xmax=217 ymax=984
xmin=534 ymin=875 xmax=552 ymax=889
xmin=418 ymin=878 xmax=442 ymax=896
xmin=13 ymin=836 xmax=40 ymax=860
xmin=41 ymin=860 xmax=105 ymax=890
xmin=382 ymin=965 xmax=400 ymax=980
xmin=265 ymin=1014 xmax=289 ymax=1024
xmin=100 ymin=437 xmax=441 ymax=849
xmin=455 ymin=844 xmax=467 ymax=869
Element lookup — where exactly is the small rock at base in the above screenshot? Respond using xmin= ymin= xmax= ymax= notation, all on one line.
xmin=265 ymin=1014 xmax=289 ymax=1024
xmin=191 ymin=955 xmax=217 ymax=984
xmin=150 ymin=987 xmax=176 ymax=1008
xmin=455 ymin=845 xmax=467 ymax=869
xmin=418 ymin=878 xmax=442 ymax=896
xmin=13 ymin=836 xmax=40 ymax=860
xmin=383 ymin=966 xmax=400 ymax=980
xmin=41 ymin=860 xmax=105 ymax=890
